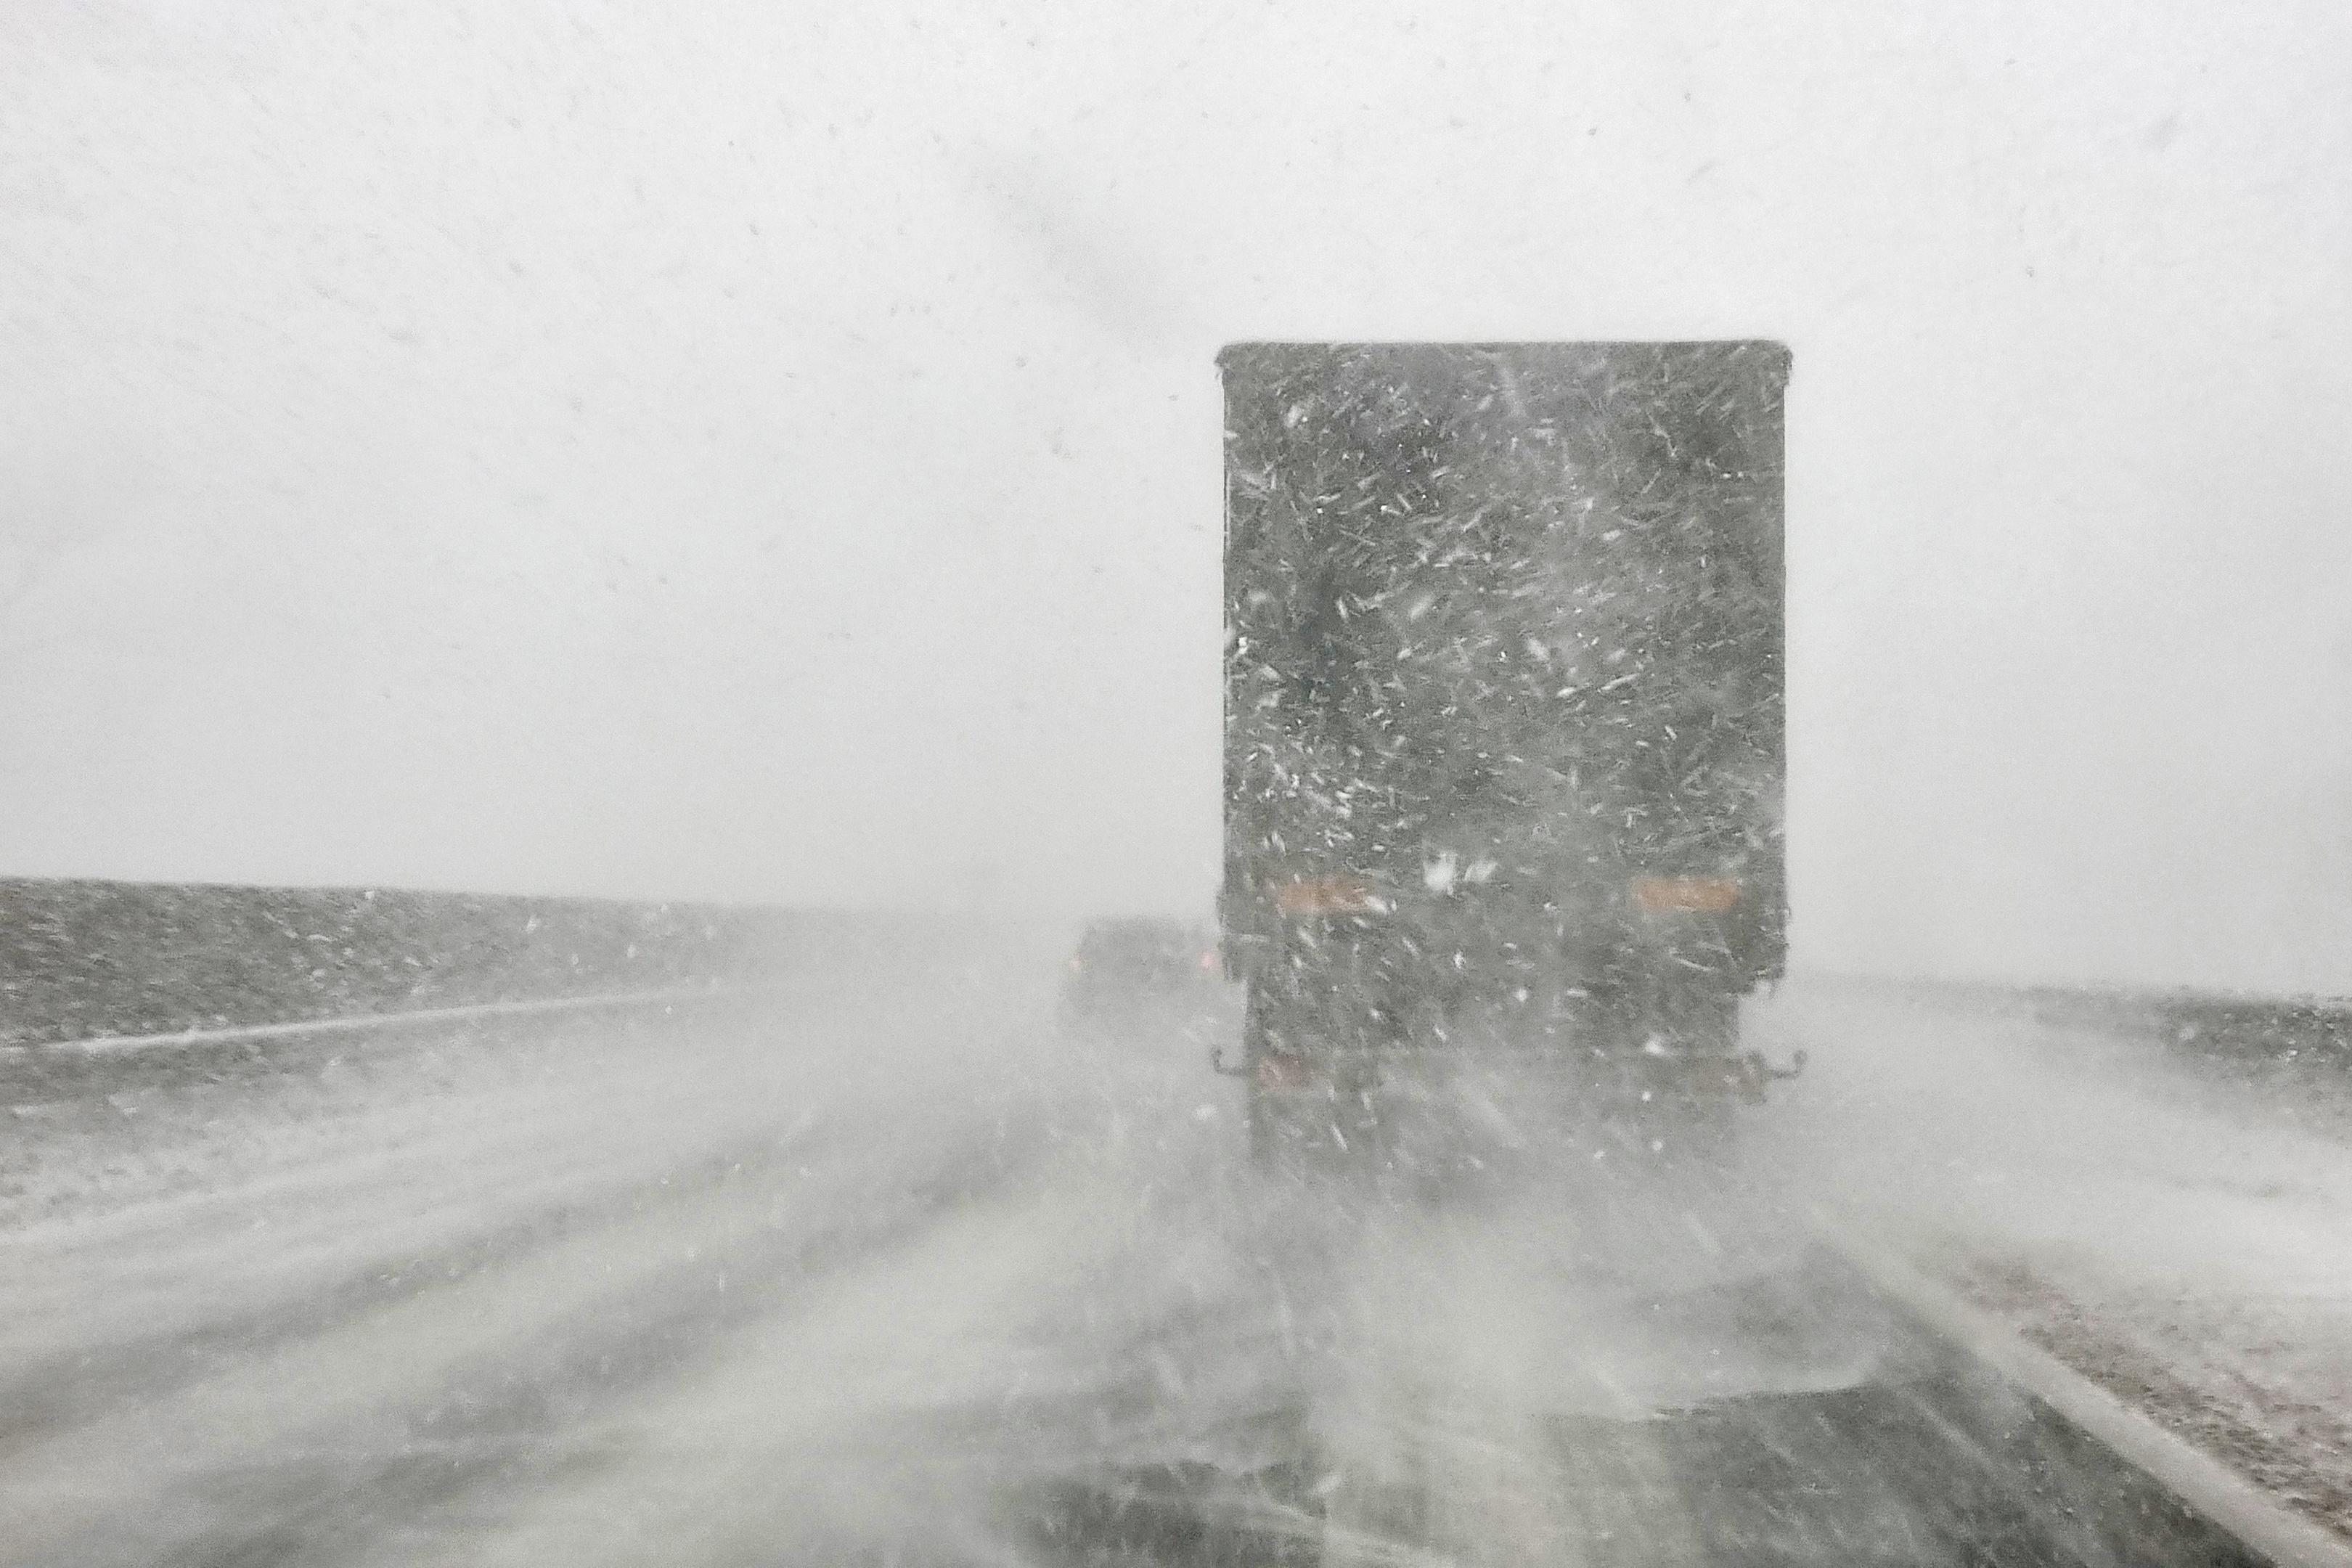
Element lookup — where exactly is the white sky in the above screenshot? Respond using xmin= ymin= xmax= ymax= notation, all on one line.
xmin=2 ymin=0 xmax=2347 ymax=992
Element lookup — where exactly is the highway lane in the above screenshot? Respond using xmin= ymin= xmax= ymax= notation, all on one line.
xmin=0 ymin=956 xmax=2294 ymax=1566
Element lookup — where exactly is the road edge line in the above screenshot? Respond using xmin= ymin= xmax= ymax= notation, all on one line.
xmin=1822 ymin=1218 xmax=2352 ymax=1568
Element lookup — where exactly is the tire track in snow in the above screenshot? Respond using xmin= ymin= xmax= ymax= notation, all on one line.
xmin=0 ymin=1121 xmax=830 ymax=1463
xmin=0 ymin=1101 xmax=1052 ymax=1568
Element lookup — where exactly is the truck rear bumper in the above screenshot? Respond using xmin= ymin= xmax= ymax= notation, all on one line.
xmin=1242 ymin=1035 xmax=1787 ymax=1178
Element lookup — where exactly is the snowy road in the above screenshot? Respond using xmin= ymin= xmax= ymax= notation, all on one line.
xmin=0 ymin=950 xmax=2324 ymax=1565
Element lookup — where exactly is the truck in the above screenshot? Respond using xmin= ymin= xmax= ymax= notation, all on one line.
xmin=1217 ymin=341 xmax=1793 ymax=1168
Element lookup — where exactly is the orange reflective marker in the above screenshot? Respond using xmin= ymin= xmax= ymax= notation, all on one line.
xmin=1271 ymin=877 xmax=1377 ymax=917
xmin=1629 ymin=876 xmax=1742 ymax=915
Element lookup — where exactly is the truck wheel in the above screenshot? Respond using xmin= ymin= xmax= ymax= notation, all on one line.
xmin=1241 ymin=983 xmax=1278 ymax=1169
xmin=1665 ymin=986 xmax=1740 ymax=1055
xmin=1614 ymin=986 xmax=1742 ymax=1154
xmin=1246 ymin=1088 xmax=1277 ymax=1167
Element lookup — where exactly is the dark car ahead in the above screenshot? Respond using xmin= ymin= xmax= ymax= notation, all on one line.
xmin=1059 ymin=917 xmax=1224 ymax=1036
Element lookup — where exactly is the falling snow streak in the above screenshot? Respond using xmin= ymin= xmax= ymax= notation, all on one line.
xmin=1220 ymin=343 xmax=1789 ymax=1006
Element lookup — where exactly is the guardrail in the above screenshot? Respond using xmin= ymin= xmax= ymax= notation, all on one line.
xmin=0 ymin=982 xmax=817 ymax=1111
xmin=1827 ymin=1221 xmax=2352 ymax=1568
xmin=10 ymin=980 xmax=798 ymax=1060
xmin=1813 ymin=972 xmax=2352 ymax=1087
xmin=0 ymin=878 xmax=952 ymax=1050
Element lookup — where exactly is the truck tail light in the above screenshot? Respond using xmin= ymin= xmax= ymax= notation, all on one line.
xmin=1254 ymin=1052 xmax=1317 ymax=1090
xmin=1630 ymin=876 xmax=1742 ymax=915
xmin=1271 ymin=877 xmax=1379 ymax=917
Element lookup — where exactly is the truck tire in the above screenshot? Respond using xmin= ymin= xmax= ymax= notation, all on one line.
xmin=1241 ymin=981 xmax=1279 ymax=1169
xmin=1246 ymin=1087 xmax=1278 ymax=1167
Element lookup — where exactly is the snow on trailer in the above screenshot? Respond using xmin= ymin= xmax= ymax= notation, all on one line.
xmin=1219 ymin=342 xmax=1794 ymax=1167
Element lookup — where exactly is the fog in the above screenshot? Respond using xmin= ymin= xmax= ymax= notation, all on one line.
xmin=11 ymin=934 xmax=2349 ymax=1563
xmin=3 ymin=0 xmax=2347 ymax=989
xmin=4 ymin=14 xmax=2352 ymax=1558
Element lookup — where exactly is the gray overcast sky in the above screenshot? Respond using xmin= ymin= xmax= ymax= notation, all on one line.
xmin=3 ymin=0 xmax=2348 ymax=992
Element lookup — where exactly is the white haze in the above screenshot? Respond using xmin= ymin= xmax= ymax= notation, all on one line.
xmin=1 ymin=0 xmax=2348 ymax=992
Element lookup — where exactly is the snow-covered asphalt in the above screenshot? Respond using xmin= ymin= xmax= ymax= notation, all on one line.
xmin=1 ymin=945 xmax=2337 ymax=1565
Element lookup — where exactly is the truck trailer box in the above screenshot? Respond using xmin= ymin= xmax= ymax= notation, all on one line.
xmin=1218 ymin=341 xmax=1790 ymax=1152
